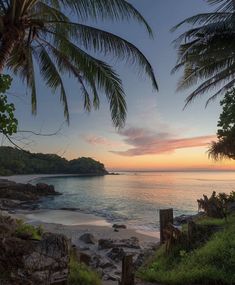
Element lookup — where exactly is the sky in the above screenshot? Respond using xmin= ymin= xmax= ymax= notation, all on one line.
xmin=3 ymin=0 xmax=235 ymax=171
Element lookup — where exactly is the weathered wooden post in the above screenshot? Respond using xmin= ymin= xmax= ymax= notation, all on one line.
xmin=120 ymin=254 xmax=135 ymax=285
xmin=159 ymin=208 xmax=173 ymax=244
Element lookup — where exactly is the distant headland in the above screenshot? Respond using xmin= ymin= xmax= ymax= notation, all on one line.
xmin=0 ymin=146 xmax=108 ymax=176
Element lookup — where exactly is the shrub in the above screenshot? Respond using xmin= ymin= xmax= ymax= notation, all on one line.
xmin=15 ymin=221 xmax=43 ymax=240
xmin=68 ymin=254 xmax=101 ymax=285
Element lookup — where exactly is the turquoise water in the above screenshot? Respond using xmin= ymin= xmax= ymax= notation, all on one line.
xmin=35 ymin=172 xmax=235 ymax=232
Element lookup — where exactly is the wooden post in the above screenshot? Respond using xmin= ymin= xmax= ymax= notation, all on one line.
xmin=120 ymin=255 xmax=135 ymax=285
xmin=160 ymin=208 xmax=173 ymax=244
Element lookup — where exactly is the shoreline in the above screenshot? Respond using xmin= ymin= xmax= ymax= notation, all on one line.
xmin=3 ymin=207 xmax=159 ymax=245
xmin=0 ymin=173 xmax=110 ymax=184
xmin=3 ymin=208 xmax=160 ymax=243
xmin=0 ymin=174 xmax=161 ymax=240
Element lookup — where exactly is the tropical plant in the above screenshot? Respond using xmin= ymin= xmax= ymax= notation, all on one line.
xmin=172 ymin=0 xmax=235 ymax=107
xmin=209 ymin=89 xmax=235 ymax=160
xmin=0 ymin=0 xmax=157 ymax=128
xmin=197 ymin=191 xmax=235 ymax=219
xmin=0 ymin=74 xmax=18 ymax=135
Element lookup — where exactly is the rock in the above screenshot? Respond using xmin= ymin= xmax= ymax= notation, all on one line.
xmin=79 ymin=246 xmax=90 ymax=251
xmin=0 ymin=199 xmax=24 ymax=210
xmin=79 ymin=233 xmax=96 ymax=244
xmin=35 ymin=183 xmax=57 ymax=196
xmin=107 ymin=247 xmax=125 ymax=262
xmin=99 ymin=258 xmax=114 ymax=269
xmin=174 ymin=212 xmax=205 ymax=225
xmin=79 ymin=252 xmax=91 ymax=265
xmin=105 ymin=273 xmax=120 ymax=281
xmin=112 ymin=224 xmax=127 ymax=229
xmin=99 ymin=237 xmax=140 ymax=250
xmin=0 ymin=180 xmax=61 ymax=204
xmin=98 ymin=239 xmax=114 ymax=250
xmin=174 ymin=214 xmax=193 ymax=225
xmin=0 ymin=215 xmax=17 ymax=237
xmin=121 ymin=236 xmax=140 ymax=249
xmin=0 ymin=215 xmax=70 ymax=285
xmin=134 ymin=253 xmax=145 ymax=269
xmin=37 ymin=232 xmax=69 ymax=259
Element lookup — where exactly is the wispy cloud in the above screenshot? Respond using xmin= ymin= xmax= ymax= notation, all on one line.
xmin=111 ymin=127 xmax=216 ymax=156
xmin=84 ymin=135 xmax=123 ymax=148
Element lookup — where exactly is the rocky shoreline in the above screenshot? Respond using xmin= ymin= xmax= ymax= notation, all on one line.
xmin=1 ymin=177 xmax=205 ymax=283
xmin=0 ymin=178 xmax=61 ymax=211
xmin=0 ymin=178 xmax=160 ymax=284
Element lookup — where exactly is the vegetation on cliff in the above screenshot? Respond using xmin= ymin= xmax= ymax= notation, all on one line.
xmin=138 ymin=192 xmax=235 ymax=285
xmin=0 ymin=146 xmax=108 ymax=176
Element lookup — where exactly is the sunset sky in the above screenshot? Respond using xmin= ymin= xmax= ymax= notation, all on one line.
xmin=4 ymin=0 xmax=235 ymax=171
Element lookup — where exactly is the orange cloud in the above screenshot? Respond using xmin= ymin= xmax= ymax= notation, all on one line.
xmin=111 ymin=127 xmax=216 ymax=156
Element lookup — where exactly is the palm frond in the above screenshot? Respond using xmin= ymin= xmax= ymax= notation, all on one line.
xmin=45 ymin=22 xmax=158 ymax=90
xmin=37 ymin=44 xmax=69 ymax=122
xmin=48 ymin=0 xmax=153 ymax=36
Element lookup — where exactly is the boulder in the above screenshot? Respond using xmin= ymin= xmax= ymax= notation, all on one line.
xmin=112 ymin=224 xmax=127 ymax=229
xmin=99 ymin=257 xmax=114 ymax=269
xmin=79 ymin=252 xmax=92 ymax=266
xmin=0 ymin=180 xmax=61 ymax=203
xmin=98 ymin=239 xmax=114 ymax=250
xmin=79 ymin=233 xmax=97 ymax=244
xmin=0 ymin=230 xmax=70 ymax=285
xmin=107 ymin=247 xmax=125 ymax=262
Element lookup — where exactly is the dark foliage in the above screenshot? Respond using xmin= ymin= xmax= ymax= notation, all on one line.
xmin=0 ymin=146 xmax=108 ymax=176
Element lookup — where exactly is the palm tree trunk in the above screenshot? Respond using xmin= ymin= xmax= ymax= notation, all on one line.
xmin=0 ymin=38 xmax=15 ymax=73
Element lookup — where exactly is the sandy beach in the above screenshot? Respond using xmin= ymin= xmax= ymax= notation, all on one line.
xmin=0 ymin=174 xmax=160 ymax=243
xmin=3 ymin=209 xmax=160 ymax=245
xmin=1 ymin=175 xmax=160 ymax=284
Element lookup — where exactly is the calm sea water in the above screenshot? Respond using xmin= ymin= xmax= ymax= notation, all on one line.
xmin=35 ymin=172 xmax=235 ymax=232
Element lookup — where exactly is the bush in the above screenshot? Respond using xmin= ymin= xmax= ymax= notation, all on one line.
xmin=15 ymin=221 xmax=43 ymax=240
xmin=69 ymin=254 xmax=101 ymax=285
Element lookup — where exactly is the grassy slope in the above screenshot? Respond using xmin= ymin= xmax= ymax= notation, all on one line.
xmin=138 ymin=213 xmax=235 ymax=285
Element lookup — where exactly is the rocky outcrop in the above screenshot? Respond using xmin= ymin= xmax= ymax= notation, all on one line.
xmin=174 ymin=212 xmax=205 ymax=225
xmin=79 ymin=233 xmax=97 ymax=244
xmin=0 ymin=179 xmax=61 ymax=211
xmin=76 ymin=233 xmax=157 ymax=282
xmin=0 ymin=215 xmax=70 ymax=285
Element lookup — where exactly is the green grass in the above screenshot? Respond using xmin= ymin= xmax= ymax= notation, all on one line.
xmin=138 ymin=213 xmax=235 ymax=285
xmin=68 ymin=253 xmax=101 ymax=285
xmin=15 ymin=221 xmax=43 ymax=240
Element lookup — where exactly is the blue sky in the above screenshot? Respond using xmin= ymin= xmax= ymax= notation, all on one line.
xmin=4 ymin=0 xmax=233 ymax=171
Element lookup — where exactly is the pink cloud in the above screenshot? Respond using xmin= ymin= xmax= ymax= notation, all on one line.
xmin=85 ymin=135 xmax=123 ymax=148
xmin=111 ymin=127 xmax=216 ymax=156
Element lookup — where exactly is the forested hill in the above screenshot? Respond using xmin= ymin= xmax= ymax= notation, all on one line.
xmin=0 ymin=147 xmax=108 ymax=176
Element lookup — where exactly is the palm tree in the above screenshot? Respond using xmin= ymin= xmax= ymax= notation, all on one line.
xmin=0 ymin=0 xmax=158 ymax=128
xmin=172 ymin=0 xmax=235 ymax=107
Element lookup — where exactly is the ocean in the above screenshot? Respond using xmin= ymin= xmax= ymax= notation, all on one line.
xmin=35 ymin=171 xmax=235 ymax=233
